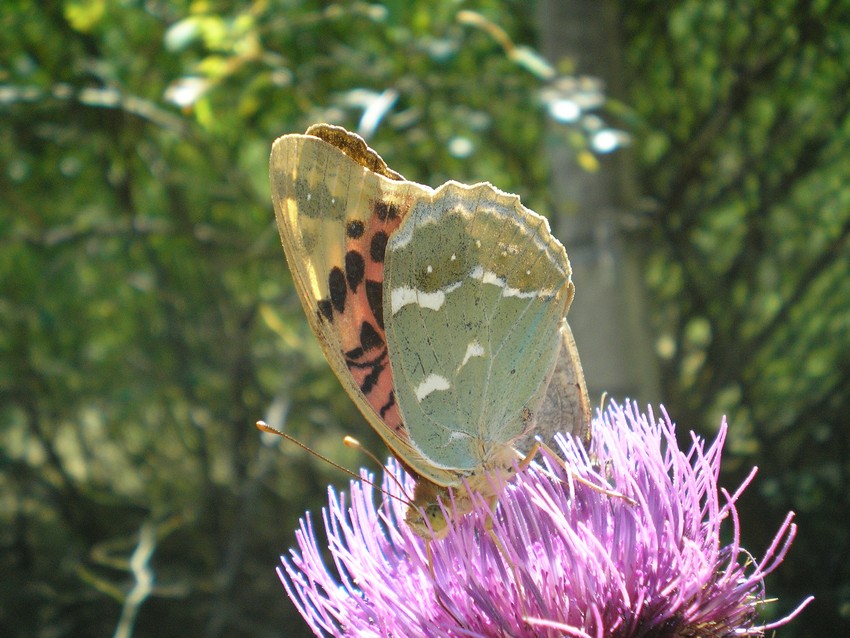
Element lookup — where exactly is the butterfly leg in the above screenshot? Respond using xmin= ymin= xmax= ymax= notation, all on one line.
xmin=518 ymin=439 xmax=542 ymax=470
xmin=425 ymin=538 xmax=437 ymax=581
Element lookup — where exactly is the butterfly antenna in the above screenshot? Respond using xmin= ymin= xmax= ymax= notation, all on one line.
xmin=344 ymin=436 xmax=414 ymax=502
xmin=256 ymin=421 xmax=412 ymax=506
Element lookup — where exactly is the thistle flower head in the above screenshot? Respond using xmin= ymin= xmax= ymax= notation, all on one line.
xmin=280 ymin=402 xmax=812 ymax=637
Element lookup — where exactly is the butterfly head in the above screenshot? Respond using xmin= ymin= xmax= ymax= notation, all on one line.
xmin=403 ymin=453 xmax=516 ymax=539
xmin=404 ymin=481 xmax=470 ymax=540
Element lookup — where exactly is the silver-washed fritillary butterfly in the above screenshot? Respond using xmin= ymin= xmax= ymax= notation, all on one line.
xmin=269 ymin=124 xmax=590 ymax=537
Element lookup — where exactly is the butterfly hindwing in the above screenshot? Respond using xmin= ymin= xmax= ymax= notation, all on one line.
xmin=384 ymin=182 xmax=574 ymax=471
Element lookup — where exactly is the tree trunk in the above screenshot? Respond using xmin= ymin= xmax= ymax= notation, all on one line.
xmin=538 ymin=0 xmax=660 ymax=405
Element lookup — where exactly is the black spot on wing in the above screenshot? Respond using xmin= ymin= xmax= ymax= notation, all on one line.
xmin=346 ymin=348 xmax=387 ymax=369
xmin=373 ymin=201 xmax=399 ymax=222
xmin=345 ymin=346 xmax=364 ymax=360
xmin=359 ymin=320 xmax=383 ymax=352
xmin=365 ymin=280 xmax=384 ymax=330
xmin=346 ymin=219 xmax=365 ymax=239
xmin=345 ymin=250 xmax=365 ymax=293
xmin=328 ymin=267 xmax=347 ymax=313
xmin=317 ymin=299 xmax=333 ymax=323
xmin=370 ymin=231 xmax=388 ymax=263
xmin=360 ymin=361 xmax=384 ymax=394
xmin=379 ymin=391 xmax=395 ymax=418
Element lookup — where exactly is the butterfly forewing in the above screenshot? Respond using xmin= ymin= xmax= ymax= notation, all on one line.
xmin=270 ymin=126 xmax=457 ymax=487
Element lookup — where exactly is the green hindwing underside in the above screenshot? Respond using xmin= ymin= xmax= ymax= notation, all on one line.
xmin=384 ymin=181 xmax=574 ymax=471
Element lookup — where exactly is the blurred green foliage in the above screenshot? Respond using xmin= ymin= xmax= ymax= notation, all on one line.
xmin=0 ymin=1 xmax=846 ymax=636
xmin=622 ymin=3 xmax=850 ymax=636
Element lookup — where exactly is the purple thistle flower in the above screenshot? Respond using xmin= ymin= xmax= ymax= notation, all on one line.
xmin=280 ymin=402 xmax=812 ymax=637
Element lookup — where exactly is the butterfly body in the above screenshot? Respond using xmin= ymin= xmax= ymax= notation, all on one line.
xmin=270 ymin=124 xmax=589 ymax=536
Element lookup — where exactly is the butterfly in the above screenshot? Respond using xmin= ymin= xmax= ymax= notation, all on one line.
xmin=269 ymin=124 xmax=590 ymax=537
